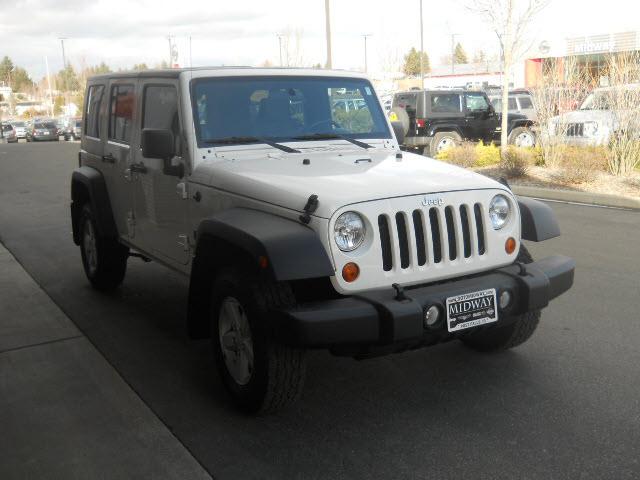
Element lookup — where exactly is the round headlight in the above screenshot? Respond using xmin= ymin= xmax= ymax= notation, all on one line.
xmin=489 ymin=194 xmax=510 ymax=230
xmin=334 ymin=212 xmax=366 ymax=252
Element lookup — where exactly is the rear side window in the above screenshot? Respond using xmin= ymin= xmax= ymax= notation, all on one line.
xmin=143 ymin=85 xmax=180 ymax=152
xmin=85 ymin=85 xmax=104 ymax=138
xmin=109 ymin=84 xmax=135 ymax=143
xmin=508 ymin=98 xmax=518 ymax=110
xmin=431 ymin=93 xmax=461 ymax=113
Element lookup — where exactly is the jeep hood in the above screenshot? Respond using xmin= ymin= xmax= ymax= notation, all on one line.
xmin=191 ymin=148 xmax=506 ymax=219
xmin=552 ymin=109 xmax=614 ymax=125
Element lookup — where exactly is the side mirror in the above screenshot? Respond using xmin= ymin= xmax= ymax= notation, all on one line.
xmin=391 ymin=121 xmax=405 ymax=145
xmin=141 ymin=128 xmax=183 ymax=177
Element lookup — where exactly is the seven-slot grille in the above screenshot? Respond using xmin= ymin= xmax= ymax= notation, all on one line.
xmin=565 ymin=122 xmax=584 ymax=137
xmin=377 ymin=203 xmax=486 ymax=271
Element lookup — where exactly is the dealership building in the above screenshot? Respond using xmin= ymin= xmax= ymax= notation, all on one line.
xmin=524 ymin=31 xmax=639 ymax=87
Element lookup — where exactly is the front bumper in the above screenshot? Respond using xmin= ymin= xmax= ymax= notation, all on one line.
xmin=274 ymin=255 xmax=574 ymax=353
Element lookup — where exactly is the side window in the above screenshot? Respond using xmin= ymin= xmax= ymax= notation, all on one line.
xmin=508 ymin=98 xmax=518 ymax=110
xmin=143 ymin=85 xmax=180 ymax=153
xmin=108 ymin=84 xmax=135 ymax=144
xmin=85 ymin=85 xmax=104 ymax=138
xmin=518 ymin=96 xmax=533 ymax=109
xmin=431 ymin=93 xmax=461 ymax=113
xmin=464 ymin=93 xmax=489 ymax=112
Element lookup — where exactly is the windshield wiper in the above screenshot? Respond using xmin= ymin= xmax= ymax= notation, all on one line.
xmin=292 ymin=133 xmax=373 ymax=149
xmin=202 ymin=136 xmax=300 ymax=153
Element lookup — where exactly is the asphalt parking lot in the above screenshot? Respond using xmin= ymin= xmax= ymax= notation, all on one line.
xmin=1 ymin=142 xmax=639 ymax=479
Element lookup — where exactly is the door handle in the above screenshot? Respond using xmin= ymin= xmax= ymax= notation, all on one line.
xmin=130 ymin=163 xmax=148 ymax=174
xmin=102 ymin=153 xmax=116 ymax=163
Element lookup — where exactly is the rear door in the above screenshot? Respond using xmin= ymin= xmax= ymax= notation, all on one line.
xmin=129 ymin=79 xmax=190 ymax=265
xmin=103 ymin=80 xmax=138 ymax=240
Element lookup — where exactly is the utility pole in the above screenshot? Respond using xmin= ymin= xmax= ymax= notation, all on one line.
xmin=450 ymin=33 xmax=459 ymax=74
xmin=325 ymin=0 xmax=332 ymax=69
xmin=277 ymin=34 xmax=284 ymax=66
xmin=363 ymin=34 xmax=371 ymax=73
xmin=419 ymin=0 xmax=424 ymax=88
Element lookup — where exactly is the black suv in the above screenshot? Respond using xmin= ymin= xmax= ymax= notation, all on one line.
xmin=391 ymin=89 xmax=535 ymax=156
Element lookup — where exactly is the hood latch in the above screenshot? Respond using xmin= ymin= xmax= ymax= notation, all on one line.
xmin=299 ymin=194 xmax=319 ymax=225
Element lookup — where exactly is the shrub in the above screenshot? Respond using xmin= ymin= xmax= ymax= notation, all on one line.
xmin=552 ymin=146 xmax=608 ymax=184
xmin=435 ymin=141 xmax=477 ymax=168
xmin=500 ymin=146 xmax=533 ymax=178
xmin=474 ymin=142 xmax=501 ymax=167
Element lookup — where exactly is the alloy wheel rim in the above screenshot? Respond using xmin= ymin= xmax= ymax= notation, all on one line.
xmin=515 ymin=132 xmax=534 ymax=147
xmin=437 ymin=137 xmax=455 ymax=152
xmin=218 ymin=296 xmax=254 ymax=386
xmin=83 ymin=219 xmax=98 ymax=275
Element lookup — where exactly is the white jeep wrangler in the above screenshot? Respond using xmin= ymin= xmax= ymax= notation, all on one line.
xmin=71 ymin=68 xmax=574 ymax=413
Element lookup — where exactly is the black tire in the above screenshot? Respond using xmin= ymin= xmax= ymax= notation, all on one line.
xmin=79 ymin=203 xmax=128 ymax=291
xmin=461 ymin=245 xmax=541 ymax=352
xmin=508 ymin=126 xmax=536 ymax=147
xmin=211 ymin=268 xmax=306 ymax=414
xmin=427 ymin=131 xmax=462 ymax=157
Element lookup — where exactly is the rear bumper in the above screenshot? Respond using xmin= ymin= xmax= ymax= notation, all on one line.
xmin=273 ymin=255 xmax=574 ymax=352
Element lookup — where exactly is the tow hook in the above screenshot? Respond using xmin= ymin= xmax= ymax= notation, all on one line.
xmin=392 ymin=283 xmax=410 ymax=302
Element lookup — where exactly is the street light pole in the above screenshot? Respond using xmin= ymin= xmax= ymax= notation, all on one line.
xmin=277 ymin=34 xmax=283 ymax=66
xmin=325 ymin=0 xmax=332 ymax=69
xmin=59 ymin=38 xmax=67 ymax=69
xmin=363 ymin=34 xmax=371 ymax=73
xmin=419 ymin=0 xmax=424 ymax=88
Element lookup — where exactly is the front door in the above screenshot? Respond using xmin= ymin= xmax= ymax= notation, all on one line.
xmin=130 ymin=80 xmax=189 ymax=265
xmin=463 ymin=92 xmax=498 ymax=142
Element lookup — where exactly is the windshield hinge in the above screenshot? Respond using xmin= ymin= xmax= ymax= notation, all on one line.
xmin=299 ymin=194 xmax=319 ymax=224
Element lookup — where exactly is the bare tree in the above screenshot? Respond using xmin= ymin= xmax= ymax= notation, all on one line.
xmin=466 ymin=0 xmax=547 ymax=152
xmin=280 ymin=28 xmax=306 ymax=67
xmin=378 ymin=45 xmax=401 ymax=74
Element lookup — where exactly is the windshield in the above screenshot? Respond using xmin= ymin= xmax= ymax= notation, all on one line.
xmin=191 ymin=76 xmax=391 ymax=147
xmin=580 ymin=92 xmax=610 ymax=110
xmin=35 ymin=122 xmax=56 ymax=129
xmin=12 ymin=122 xmax=25 ymax=127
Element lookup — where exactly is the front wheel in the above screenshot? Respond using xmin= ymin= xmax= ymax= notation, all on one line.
xmin=211 ymin=268 xmax=306 ymax=414
xmin=461 ymin=245 xmax=541 ymax=352
xmin=79 ymin=203 xmax=128 ymax=291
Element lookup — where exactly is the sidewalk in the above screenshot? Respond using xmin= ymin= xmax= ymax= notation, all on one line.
xmin=0 ymin=243 xmax=211 ymax=479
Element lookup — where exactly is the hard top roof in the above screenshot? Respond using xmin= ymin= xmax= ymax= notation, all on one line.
xmin=88 ymin=66 xmax=369 ymax=82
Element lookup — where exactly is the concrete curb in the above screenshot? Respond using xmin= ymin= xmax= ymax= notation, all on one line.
xmin=512 ymin=185 xmax=640 ymax=210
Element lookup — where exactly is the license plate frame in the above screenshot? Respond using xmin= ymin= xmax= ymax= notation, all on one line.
xmin=446 ymin=288 xmax=498 ymax=332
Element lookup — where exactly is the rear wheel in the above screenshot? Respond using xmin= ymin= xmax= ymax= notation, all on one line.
xmin=508 ymin=126 xmax=536 ymax=147
xmin=211 ymin=268 xmax=306 ymax=414
xmin=79 ymin=203 xmax=128 ymax=291
xmin=461 ymin=245 xmax=541 ymax=352
xmin=427 ymin=131 xmax=462 ymax=157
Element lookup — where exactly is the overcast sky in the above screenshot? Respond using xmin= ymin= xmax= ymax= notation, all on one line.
xmin=1 ymin=0 xmax=638 ymax=80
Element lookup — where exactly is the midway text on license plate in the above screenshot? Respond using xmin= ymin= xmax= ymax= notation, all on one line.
xmin=446 ymin=288 xmax=498 ymax=332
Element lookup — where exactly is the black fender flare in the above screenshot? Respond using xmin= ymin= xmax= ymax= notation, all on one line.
xmin=187 ymin=208 xmax=335 ymax=338
xmin=428 ymin=125 xmax=465 ymax=138
xmin=70 ymin=166 xmax=118 ymax=244
xmin=508 ymin=119 xmax=535 ymax=133
xmin=518 ymin=197 xmax=560 ymax=242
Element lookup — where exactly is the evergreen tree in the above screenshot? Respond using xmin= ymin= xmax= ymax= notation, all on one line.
xmin=403 ymin=47 xmax=430 ymax=76
xmin=454 ymin=43 xmax=468 ymax=64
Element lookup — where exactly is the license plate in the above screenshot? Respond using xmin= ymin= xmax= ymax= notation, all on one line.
xmin=446 ymin=288 xmax=498 ymax=332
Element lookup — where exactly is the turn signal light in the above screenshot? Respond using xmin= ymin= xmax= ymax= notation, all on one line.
xmin=342 ymin=262 xmax=360 ymax=283
xmin=505 ymin=237 xmax=517 ymax=254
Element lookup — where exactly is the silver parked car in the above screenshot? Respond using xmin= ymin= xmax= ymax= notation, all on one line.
xmin=490 ymin=91 xmax=537 ymax=122
xmin=10 ymin=121 xmax=28 ymax=139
